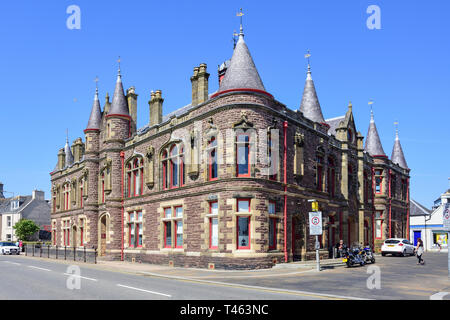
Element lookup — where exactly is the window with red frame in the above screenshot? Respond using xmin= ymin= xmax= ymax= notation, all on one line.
xmin=174 ymin=206 xmax=183 ymax=248
xmin=209 ymin=201 xmax=219 ymax=249
xmin=128 ymin=211 xmax=143 ymax=247
xmin=236 ymin=133 xmax=251 ymax=177
xmin=79 ymin=179 xmax=84 ymax=208
xmin=52 ymin=221 xmax=57 ymax=245
xmin=101 ymin=172 xmax=106 ymax=202
xmin=268 ymin=202 xmax=277 ymax=250
xmin=237 ymin=199 xmax=251 ymax=249
xmin=316 ymin=155 xmax=324 ymax=191
xmin=375 ymin=210 xmax=383 ymax=239
xmin=63 ymin=220 xmax=70 ymax=246
xmin=327 ymin=157 xmax=336 ymax=197
xmin=63 ymin=184 xmax=70 ymax=211
xmin=267 ymin=132 xmax=277 ymax=181
xmin=127 ymin=158 xmax=144 ymax=197
xmin=375 ymin=169 xmax=383 ymax=194
xmin=207 ymin=137 xmax=218 ymax=181
xmin=161 ymin=144 xmax=185 ymax=190
xmin=79 ymin=219 xmax=84 ymax=246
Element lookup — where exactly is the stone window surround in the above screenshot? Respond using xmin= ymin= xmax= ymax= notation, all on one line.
xmin=160 ymin=204 xmax=184 ymax=251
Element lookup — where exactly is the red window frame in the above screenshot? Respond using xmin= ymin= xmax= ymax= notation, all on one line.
xmin=237 ymin=216 xmax=251 ymax=250
xmin=170 ymin=145 xmax=179 ymax=189
xmin=80 ymin=219 xmax=84 ymax=247
xmin=162 ymin=151 xmax=168 ymax=190
xmin=209 ymin=201 xmax=219 ymax=249
xmin=236 ymin=133 xmax=251 ymax=177
xmin=175 ymin=220 xmax=183 ymax=248
xmin=269 ymin=218 xmax=277 ymax=250
xmin=208 ymin=137 xmax=218 ymax=181
xmin=268 ymin=133 xmax=277 ymax=181
xmin=101 ymin=173 xmax=105 ymax=203
xmin=164 ymin=221 xmax=172 ymax=248
xmin=316 ymin=156 xmax=323 ymax=191
xmin=375 ymin=210 xmax=383 ymax=239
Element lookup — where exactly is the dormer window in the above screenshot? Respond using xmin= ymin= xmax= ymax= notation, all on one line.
xmin=10 ymin=200 xmax=19 ymax=211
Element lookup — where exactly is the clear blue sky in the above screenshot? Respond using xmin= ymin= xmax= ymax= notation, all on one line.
xmin=0 ymin=1 xmax=448 ymax=207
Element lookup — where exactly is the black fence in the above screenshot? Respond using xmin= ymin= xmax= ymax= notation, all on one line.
xmin=24 ymin=244 xmax=97 ymax=264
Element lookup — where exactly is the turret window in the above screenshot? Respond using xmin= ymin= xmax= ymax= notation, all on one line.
xmin=375 ymin=169 xmax=383 ymax=194
xmin=236 ymin=133 xmax=251 ymax=177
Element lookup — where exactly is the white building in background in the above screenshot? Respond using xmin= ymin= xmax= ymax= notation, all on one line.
xmin=0 ymin=184 xmax=51 ymax=242
xmin=409 ymin=190 xmax=450 ymax=252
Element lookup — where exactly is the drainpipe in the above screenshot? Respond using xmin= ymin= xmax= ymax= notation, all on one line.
xmin=406 ymin=177 xmax=410 ymax=241
xmin=283 ymin=121 xmax=288 ymax=263
xmin=372 ymin=167 xmax=375 ymax=249
xmin=120 ymin=151 xmax=125 ymax=261
xmin=389 ymin=169 xmax=392 ymax=238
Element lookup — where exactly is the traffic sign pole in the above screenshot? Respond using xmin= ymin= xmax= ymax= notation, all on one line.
xmin=443 ymin=204 xmax=450 ymax=279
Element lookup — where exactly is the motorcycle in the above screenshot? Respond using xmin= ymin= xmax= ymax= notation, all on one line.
xmin=342 ymin=246 xmax=366 ymax=267
xmin=361 ymin=245 xmax=376 ymax=264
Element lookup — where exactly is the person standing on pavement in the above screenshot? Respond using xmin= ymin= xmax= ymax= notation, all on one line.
xmin=416 ymin=238 xmax=425 ymax=265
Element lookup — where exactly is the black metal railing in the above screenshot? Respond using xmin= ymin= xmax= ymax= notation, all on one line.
xmin=24 ymin=244 xmax=97 ymax=264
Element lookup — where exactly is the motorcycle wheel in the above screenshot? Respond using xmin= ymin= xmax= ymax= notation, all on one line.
xmin=371 ymin=258 xmax=375 ymax=263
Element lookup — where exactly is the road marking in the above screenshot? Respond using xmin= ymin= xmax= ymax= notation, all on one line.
xmin=138 ymin=272 xmax=369 ymax=300
xmin=430 ymin=292 xmax=450 ymax=300
xmin=28 ymin=266 xmax=51 ymax=272
xmin=63 ymin=273 xmax=98 ymax=282
xmin=2 ymin=261 xmax=21 ymax=266
xmin=116 ymin=284 xmax=172 ymax=298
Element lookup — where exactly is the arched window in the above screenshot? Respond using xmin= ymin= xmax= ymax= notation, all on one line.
xmin=127 ymin=157 xmax=144 ymax=197
xmin=79 ymin=178 xmax=84 ymax=208
xmin=161 ymin=144 xmax=185 ymax=190
xmin=63 ymin=184 xmax=70 ymax=211
xmin=267 ymin=131 xmax=277 ymax=181
xmin=207 ymin=137 xmax=218 ymax=181
xmin=316 ymin=155 xmax=324 ymax=191
xmin=327 ymin=157 xmax=336 ymax=197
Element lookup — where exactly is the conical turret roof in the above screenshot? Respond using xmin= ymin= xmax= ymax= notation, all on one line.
xmin=218 ymin=29 xmax=265 ymax=93
xmin=364 ymin=110 xmax=386 ymax=157
xmin=85 ymin=88 xmax=102 ymax=130
xmin=64 ymin=138 xmax=74 ymax=167
xmin=391 ymin=129 xmax=408 ymax=168
xmin=109 ymin=68 xmax=129 ymax=116
xmin=299 ymin=65 xmax=325 ymax=123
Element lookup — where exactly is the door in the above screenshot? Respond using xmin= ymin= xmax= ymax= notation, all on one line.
xmin=413 ymin=231 xmax=421 ymax=246
xmin=100 ymin=215 xmax=107 ymax=256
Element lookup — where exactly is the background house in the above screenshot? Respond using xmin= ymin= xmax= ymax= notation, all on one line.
xmin=410 ymin=191 xmax=449 ymax=252
xmin=0 ymin=183 xmax=51 ymax=241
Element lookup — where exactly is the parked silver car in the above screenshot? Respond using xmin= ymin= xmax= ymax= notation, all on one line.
xmin=381 ymin=238 xmax=415 ymax=257
xmin=0 ymin=242 xmax=20 ymax=255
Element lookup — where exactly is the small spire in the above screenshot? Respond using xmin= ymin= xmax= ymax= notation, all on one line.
xmin=364 ymin=108 xmax=386 ymax=156
xmin=237 ymin=8 xmax=244 ymax=37
xmin=394 ymin=121 xmax=399 ymax=140
xmin=117 ymin=56 xmax=121 ymax=78
xmin=391 ymin=121 xmax=408 ymax=168
xmin=305 ymin=50 xmax=312 ymax=80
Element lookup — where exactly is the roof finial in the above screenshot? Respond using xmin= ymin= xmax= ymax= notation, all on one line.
xmin=66 ymin=128 xmax=69 ymax=144
xmin=368 ymin=99 xmax=374 ymax=122
xmin=117 ymin=56 xmax=121 ymax=77
xmin=237 ymin=8 xmax=244 ymax=36
xmin=94 ymin=76 xmax=99 ymax=96
xmin=305 ymin=50 xmax=312 ymax=79
xmin=394 ymin=121 xmax=399 ymax=140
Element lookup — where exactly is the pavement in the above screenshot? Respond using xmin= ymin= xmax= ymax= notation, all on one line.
xmin=1 ymin=251 xmax=450 ymax=300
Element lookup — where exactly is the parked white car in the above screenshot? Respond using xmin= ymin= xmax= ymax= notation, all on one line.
xmin=381 ymin=238 xmax=415 ymax=257
xmin=0 ymin=242 xmax=20 ymax=255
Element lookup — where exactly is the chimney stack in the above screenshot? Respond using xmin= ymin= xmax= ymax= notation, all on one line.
xmin=0 ymin=182 xmax=4 ymax=199
xmin=57 ymin=148 xmax=66 ymax=170
xmin=197 ymin=63 xmax=209 ymax=104
xmin=72 ymin=138 xmax=85 ymax=163
xmin=149 ymin=90 xmax=163 ymax=126
xmin=127 ymin=86 xmax=138 ymax=134
xmin=190 ymin=67 xmax=199 ymax=106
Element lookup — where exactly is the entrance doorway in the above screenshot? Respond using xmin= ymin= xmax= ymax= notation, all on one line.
xmin=413 ymin=231 xmax=421 ymax=246
xmin=99 ymin=214 xmax=108 ymax=256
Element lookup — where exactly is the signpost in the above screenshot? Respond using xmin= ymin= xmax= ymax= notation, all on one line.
xmin=443 ymin=203 xmax=450 ymax=279
xmin=309 ymin=205 xmax=322 ymax=272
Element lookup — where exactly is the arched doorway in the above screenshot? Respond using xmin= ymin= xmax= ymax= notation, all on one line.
xmin=98 ymin=213 xmax=109 ymax=256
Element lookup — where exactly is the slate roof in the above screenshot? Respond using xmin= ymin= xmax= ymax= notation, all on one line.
xmin=108 ymin=71 xmax=129 ymax=116
xmin=218 ymin=32 xmax=265 ymax=93
xmin=410 ymin=199 xmax=432 ymax=216
xmin=0 ymin=196 xmax=33 ymax=215
xmin=325 ymin=115 xmax=345 ymax=135
xmin=86 ymin=88 xmax=102 ymax=130
xmin=299 ymin=65 xmax=325 ymax=123
xmin=391 ymin=130 xmax=408 ymax=168
xmin=364 ymin=110 xmax=386 ymax=156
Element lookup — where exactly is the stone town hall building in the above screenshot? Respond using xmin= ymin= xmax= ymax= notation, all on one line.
xmin=50 ymin=25 xmax=410 ymax=269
